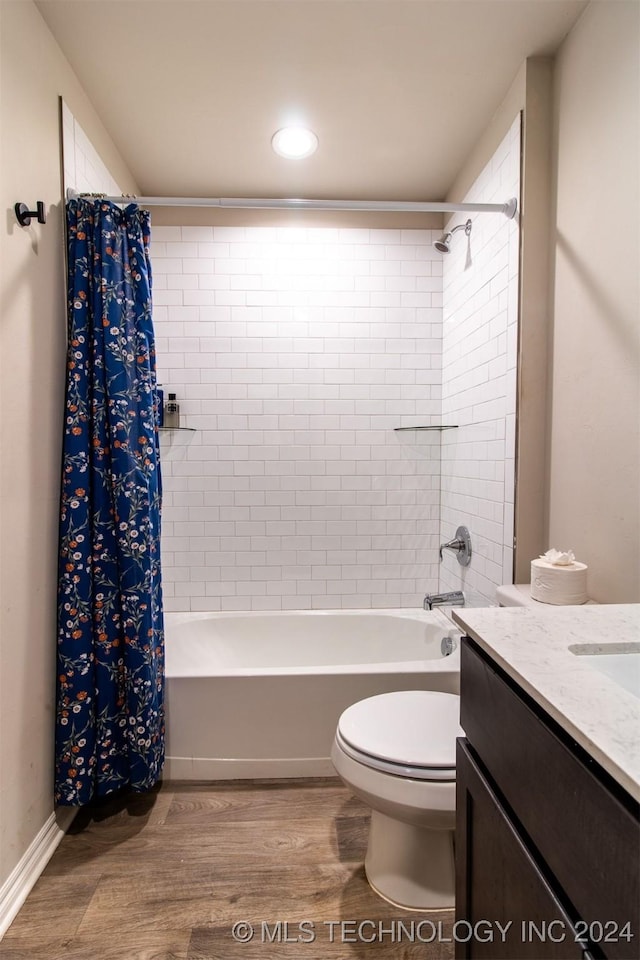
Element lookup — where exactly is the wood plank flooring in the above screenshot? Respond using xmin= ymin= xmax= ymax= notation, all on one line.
xmin=0 ymin=779 xmax=454 ymax=960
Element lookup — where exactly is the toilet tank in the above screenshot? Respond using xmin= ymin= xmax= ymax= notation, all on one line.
xmin=495 ymin=584 xmax=536 ymax=607
xmin=496 ymin=583 xmax=597 ymax=606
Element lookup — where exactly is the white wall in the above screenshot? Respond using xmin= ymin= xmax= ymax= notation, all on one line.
xmin=0 ymin=0 xmax=137 ymax=906
xmin=153 ymin=227 xmax=444 ymax=610
xmin=549 ymin=0 xmax=639 ymax=601
xmin=439 ymin=117 xmax=521 ymax=603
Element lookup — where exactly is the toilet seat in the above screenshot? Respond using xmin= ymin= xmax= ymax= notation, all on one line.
xmin=336 ymin=690 xmax=462 ymax=782
xmin=335 ymin=728 xmax=456 ymax=781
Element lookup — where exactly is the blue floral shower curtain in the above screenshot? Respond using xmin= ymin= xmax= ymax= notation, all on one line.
xmin=55 ymin=199 xmax=164 ymax=805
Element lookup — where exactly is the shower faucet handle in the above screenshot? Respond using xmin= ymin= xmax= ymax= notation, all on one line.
xmin=438 ymin=526 xmax=472 ymax=566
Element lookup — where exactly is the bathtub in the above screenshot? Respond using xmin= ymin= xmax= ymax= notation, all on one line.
xmin=164 ymin=608 xmax=461 ymax=780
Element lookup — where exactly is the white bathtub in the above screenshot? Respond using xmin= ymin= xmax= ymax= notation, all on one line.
xmin=164 ymin=608 xmax=461 ymax=780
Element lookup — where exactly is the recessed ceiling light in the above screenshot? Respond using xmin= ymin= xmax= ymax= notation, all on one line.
xmin=271 ymin=127 xmax=318 ymax=159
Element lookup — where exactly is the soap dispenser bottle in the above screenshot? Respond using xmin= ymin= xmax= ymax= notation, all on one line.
xmin=164 ymin=393 xmax=180 ymax=428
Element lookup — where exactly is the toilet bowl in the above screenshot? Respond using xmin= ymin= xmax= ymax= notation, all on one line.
xmin=331 ymin=689 xmax=462 ymax=911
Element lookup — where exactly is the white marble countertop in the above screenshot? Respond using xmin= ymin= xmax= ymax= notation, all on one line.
xmin=452 ymin=603 xmax=640 ymax=802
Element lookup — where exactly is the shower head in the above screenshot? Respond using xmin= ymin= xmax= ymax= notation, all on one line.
xmin=433 ymin=218 xmax=472 ymax=253
xmin=433 ymin=233 xmax=452 ymax=254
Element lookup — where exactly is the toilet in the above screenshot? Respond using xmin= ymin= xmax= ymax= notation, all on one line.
xmin=331 ymin=689 xmax=463 ymax=911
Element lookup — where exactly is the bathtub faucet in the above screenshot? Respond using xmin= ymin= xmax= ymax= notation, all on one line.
xmin=439 ymin=526 xmax=472 ymax=566
xmin=423 ymin=591 xmax=465 ymax=611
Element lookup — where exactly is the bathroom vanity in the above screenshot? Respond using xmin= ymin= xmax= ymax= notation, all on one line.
xmin=452 ymin=605 xmax=640 ymax=960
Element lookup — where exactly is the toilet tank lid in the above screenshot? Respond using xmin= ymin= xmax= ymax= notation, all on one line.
xmin=496 ymin=584 xmax=534 ymax=606
xmin=496 ymin=583 xmax=598 ymax=606
xmin=337 ymin=690 xmax=462 ymax=769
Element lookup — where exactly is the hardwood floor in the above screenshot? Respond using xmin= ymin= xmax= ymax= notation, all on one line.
xmin=0 ymin=779 xmax=454 ymax=959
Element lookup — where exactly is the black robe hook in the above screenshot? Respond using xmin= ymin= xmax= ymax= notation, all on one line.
xmin=15 ymin=202 xmax=46 ymax=227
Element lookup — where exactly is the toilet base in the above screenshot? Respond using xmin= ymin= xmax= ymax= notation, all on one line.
xmin=364 ymin=810 xmax=455 ymax=911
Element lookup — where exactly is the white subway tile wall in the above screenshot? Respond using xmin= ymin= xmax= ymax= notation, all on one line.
xmin=63 ymin=104 xmax=520 ymax=611
xmin=61 ymin=101 xmax=123 ymax=196
xmin=439 ymin=116 xmax=521 ymax=604
xmin=154 ymin=228 xmax=445 ymax=611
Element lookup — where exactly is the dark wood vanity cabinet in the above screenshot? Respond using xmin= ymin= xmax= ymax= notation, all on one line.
xmin=455 ymin=637 xmax=640 ymax=960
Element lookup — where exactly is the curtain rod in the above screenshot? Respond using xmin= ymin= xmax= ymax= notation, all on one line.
xmin=66 ymin=189 xmax=518 ymax=219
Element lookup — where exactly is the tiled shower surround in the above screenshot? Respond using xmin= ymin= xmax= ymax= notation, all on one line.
xmin=153 ymin=229 xmax=445 ymax=611
xmin=153 ymin=120 xmax=520 ymax=612
xmin=62 ymin=103 xmax=519 ymax=612
xmin=439 ymin=117 xmax=521 ymax=601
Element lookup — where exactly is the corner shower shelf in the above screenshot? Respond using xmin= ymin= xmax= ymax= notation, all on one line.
xmin=393 ymin=425 xmax=459 ymax=432
xmin=158 ymin=426 xmax=196 ymax=460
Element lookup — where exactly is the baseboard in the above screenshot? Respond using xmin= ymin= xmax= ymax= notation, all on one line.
xmin=0 ymin=808 xmax=76 ymax=939
xmin=164 ymin=755 xmax=335 ymax=780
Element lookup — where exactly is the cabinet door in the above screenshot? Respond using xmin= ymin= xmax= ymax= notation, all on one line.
xmin=455 ymin=739 xmax=587 ymax=960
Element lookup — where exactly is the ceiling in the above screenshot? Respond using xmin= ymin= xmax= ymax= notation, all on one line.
xmin=37 ymin=0 xmax=587 ymax=201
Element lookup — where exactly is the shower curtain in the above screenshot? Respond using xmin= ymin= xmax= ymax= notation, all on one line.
xmin=55 ymin=198 xmax=164 ymax=805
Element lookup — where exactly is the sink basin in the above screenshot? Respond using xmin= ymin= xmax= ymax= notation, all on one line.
xmin=568 ymin=642 xmax=640 ymax=699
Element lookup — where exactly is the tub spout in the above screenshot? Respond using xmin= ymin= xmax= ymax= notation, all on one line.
xmin=423 ymin=591 xmax=465 ymax=611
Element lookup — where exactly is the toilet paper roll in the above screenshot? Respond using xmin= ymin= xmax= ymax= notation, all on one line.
xmin=530 ymin=558 xmax=588 ymax=605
